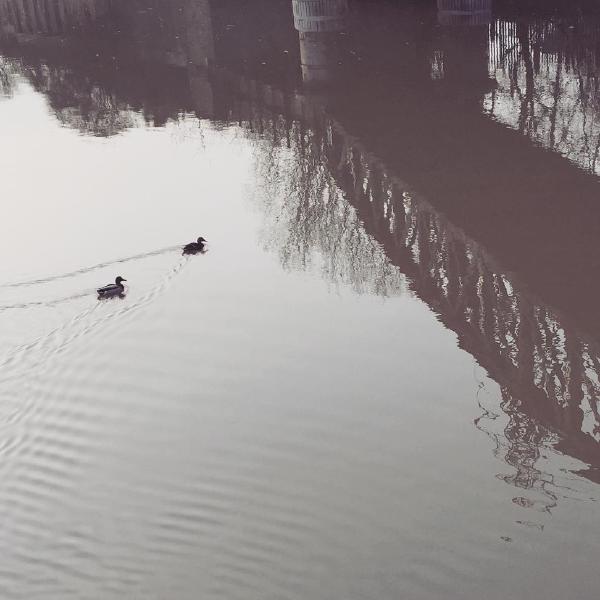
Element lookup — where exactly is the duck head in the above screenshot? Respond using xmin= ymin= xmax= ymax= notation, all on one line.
xmin=115 ymin=276 xmax=127 ymax=285
xmin=197 ymin=237 xmax=207 ymax=244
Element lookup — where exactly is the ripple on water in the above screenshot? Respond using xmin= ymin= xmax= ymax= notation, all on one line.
xmin=1 ymin=236 xmax=599 ymax=599
xmin=0 ymin=248 xmax=207 ymax=596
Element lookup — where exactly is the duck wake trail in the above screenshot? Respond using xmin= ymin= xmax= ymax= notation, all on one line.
xmin=0 ymin=250 xmax=194 ymax=457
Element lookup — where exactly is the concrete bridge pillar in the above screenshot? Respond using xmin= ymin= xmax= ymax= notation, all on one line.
xmin=292 ymin=0 xmax=348 ymax=85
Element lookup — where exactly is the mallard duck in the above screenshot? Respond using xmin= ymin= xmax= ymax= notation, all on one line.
xmin=183 ymin=236 xmax=207 ymax=255
xmin=97 ymin=276 xmax=127 ymax=298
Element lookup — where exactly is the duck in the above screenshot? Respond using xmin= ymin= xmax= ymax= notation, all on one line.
xmin=97 ymin=276 xmax=127 ymax=298
xmin=183 ymin=236 xmax=207 ymax=255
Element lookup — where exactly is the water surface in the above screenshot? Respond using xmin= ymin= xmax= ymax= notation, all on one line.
xmin=1 ymin=1 xmax=599 ymax=599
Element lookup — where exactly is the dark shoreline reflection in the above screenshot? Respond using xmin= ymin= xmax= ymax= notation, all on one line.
xmin=1 ymin=0 xmax=600 ymax=514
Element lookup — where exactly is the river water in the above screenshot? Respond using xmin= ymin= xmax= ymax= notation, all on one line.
xmin=0 ymin=1 xmax=599 ymax=598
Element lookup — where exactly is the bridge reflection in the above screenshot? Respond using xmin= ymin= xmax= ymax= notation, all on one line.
xmin=1 ymin=0 xmax=600 ymax=497
xmin=230 ymin=81 xmax=600 ymax=485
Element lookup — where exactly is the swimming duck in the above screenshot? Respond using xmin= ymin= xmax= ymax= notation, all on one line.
xmin=183 ymin=236 xmax=207 ymax=255
xmin=97 ymin=276 xmax=127 ymax=298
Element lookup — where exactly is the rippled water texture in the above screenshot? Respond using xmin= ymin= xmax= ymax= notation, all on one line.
xmin=1 ymin=1 xmax=599 ymax=598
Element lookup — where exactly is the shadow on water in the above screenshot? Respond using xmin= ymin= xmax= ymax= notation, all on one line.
xmin=1 ymin=0 xmax=600 ymax=516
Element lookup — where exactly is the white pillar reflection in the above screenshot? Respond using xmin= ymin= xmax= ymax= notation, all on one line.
xmin=292 ymin=0 xmax=348 ymax=86
xmin=437 ymin=0 xmax=492 ymax=27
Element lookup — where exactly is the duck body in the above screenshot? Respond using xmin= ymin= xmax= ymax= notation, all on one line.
xmin=183 ymin=236 xmax=207 ymax=255
xmin=98 ymin=276 xmax=127 ymax=299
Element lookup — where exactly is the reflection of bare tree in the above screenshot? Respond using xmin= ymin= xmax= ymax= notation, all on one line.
xmin=0 ymin=56 xmax=15 ymax=97
xmin=0 ymin=0 xmax=152 ymax=136
xmin=476 ymin=386 xmax=559 ymax=515
xmin=25 ymin=63 xmax=140 ymax=135
xmin=0 ymin=0 xmax=215 ymax=135
xmin=222 ymin=74 xmax=600 ymax=516
xmin=224 ymin=74 xmax=600 ymax=474
xmin=249 ymin=111 xmax=405 ymax=296
xmin=488 ymin=18 xmax=600 ymax=173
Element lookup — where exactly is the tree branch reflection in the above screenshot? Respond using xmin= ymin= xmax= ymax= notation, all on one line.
xmin=250 ymin=112 xmax=405 ymax=296
xmin=488 ymin=18 xmax=600 ymax=173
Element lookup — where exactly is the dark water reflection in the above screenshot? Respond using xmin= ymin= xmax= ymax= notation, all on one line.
xmin=1 ymin=0 xmax=600 ymax=598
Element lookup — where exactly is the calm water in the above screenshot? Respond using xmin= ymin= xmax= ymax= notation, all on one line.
xmin=1 ymin=1 xmax=600 ymax=598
